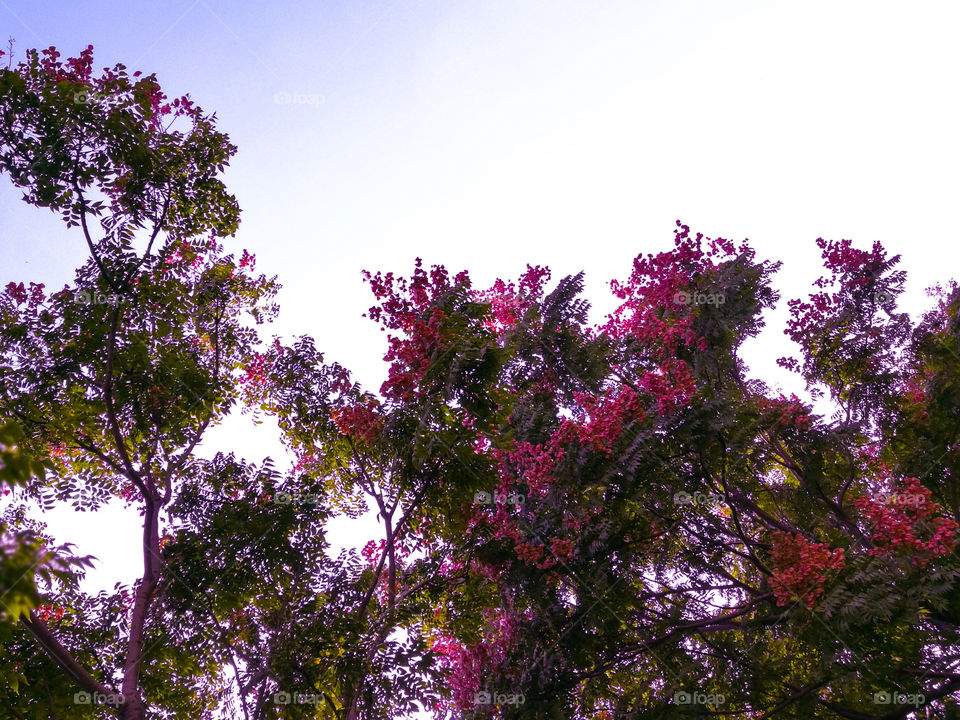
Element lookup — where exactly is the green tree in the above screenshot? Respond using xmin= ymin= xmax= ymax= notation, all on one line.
xmin=0 ymin=45 xmax=275 ymax=719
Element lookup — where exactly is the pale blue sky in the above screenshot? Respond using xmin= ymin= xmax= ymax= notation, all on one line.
xmin=3 ymin=0 xmax=960 ymax=618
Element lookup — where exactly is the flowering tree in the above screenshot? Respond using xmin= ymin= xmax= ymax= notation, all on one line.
xmin=286 ymin=225 xmax=960 ymax=719
xmin=5 ymin=44 xmax=960 ymax=720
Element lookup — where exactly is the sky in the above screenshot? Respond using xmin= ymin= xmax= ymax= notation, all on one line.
xmin=2 ymin=0 xmax=960 ymax=683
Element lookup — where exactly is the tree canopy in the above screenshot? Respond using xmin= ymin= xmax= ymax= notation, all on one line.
xmin=3 ymin=45 xmax=960 ymax=720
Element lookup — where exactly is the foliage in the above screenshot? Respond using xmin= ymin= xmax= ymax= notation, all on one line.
xmin=3 ymin=43 xmax=960 ymax=720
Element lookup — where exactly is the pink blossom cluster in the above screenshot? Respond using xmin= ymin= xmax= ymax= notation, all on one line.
xmin=238 ymin=249 xmax=256 ymax=271
xmin=439 ymin=556 xmax=464 ymax=577
xmin=505 ymin=539 xmax=577 ymax=570
xmin=361 ymin=539 xmax=386 ymax=568
xmin=784 ymin=238 xmax=892 ymax=347
xmin=428 ymin=607 xmax=524 ymax=711
xmin=362 ymin=259 xmax=471 ymax=400
xmin=783 ymin=291 xmax=839 ymax=345
xmin=757 ymin=393 xmax=813 ymax=432
xmin=598 ymin=222 xmax=745 ymax=417
xmin=39 ymin=45 xmax=93 ymax=83
xmin=769 ymin=531 xmax=846 ymax=609
xmin=475 ymin=498 xmax=585 ymax=571
xmin=292 ymin=449 xmax=317 ymax=475
xmin=36 ymin=46 xmax=200 ymax=131
xmin=3 ymin=282 xmax=28 ymax=305
xmin=240 ymin=351 xmax=270 ymax=391
xmin=898 ymin=374 xmax=928 ymax=406
xmin=158 ymin=238 xmax=223 ymax=277
xmin=854 ymin=478 xmax=958 ymax=568
xmin=358 ymin=536 xmax=418 ymax=606
xmin=553 ymin=386 xmax=644 ymax=454
xmin=496 ymin=441 xmax=562 ymax=493
xmin=603 ymin=221 xmax=743 ymax=357
xmin=814 ymin=237 xmax=886 ymax=284
xmin=5 ymin=280 xmax=44 ymax=304
xmin=380 ymin=306 xmax=446 ymax=400
xmin=473 ymin=265 xmax=551 ymax=335
xmin=34 ymin=604 xmax=65 ymax=623
xmin=637 ymin=359 xmax=697 ymax=416
xmin=3 ymin=282 xmax=47 ymax=318
xmin=331 ymin=398 xmax=383 ymax=445
xmin=118 ymin=482 xmax=142 ymax=507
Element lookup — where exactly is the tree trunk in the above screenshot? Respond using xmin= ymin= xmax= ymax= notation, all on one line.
xmin=118 ymin=497 xmax=161 ymax=719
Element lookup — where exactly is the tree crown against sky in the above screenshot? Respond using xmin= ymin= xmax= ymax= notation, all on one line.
xmin=3 ymin=44 xmax=960 ymax=720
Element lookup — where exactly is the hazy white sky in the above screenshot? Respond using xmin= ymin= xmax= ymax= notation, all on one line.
xmin=2 ymin=0 xmax=960 ymax=609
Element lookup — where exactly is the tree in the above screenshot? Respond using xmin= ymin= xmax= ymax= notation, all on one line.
xmin=0 ymin=44 xmax=276 ymax=719
xmin=289 ymin=227 xmax=960 ymax=718
xmin=5 ymin=43 xmax=960 ymax=720
xmin=247 ymin=223 xmax=960 ymax=717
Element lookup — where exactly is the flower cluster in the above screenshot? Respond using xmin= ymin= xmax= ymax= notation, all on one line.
xmin=474 ymin=498 xmax=586 ymax=571
xmin=899 ymin=373 xmax=928 ymax=407
xmin=854 ymin=478 xmax=958 ymax=567
xmin=331 ymin=399 xmax=383 ymax=445
xmin=769 ymin=531 xmax=845 ymax=608
xmin=555 ymin=386 xmax=644 ymax=454
xmin=358 ymin=537 xmax=417 ymax=606
xmin=292 ymin=449 xmax=317 ymax=475
xmin=784 ymin=237 xmax=893 ymax=348
xmin=380 ymin=306 xmax=446 ymax=400
xmin=34 ymin=604 xmax=65 ymax=623
xmin=362 ymin=259 xmax=471 ymax=400
xmin=240 ymin=351 xmax=270 ymax=390
xmin=429 ymin=608 xmax=524 ymax=711
xmin=496 ymin=441 xmax=562 ymax=494
xmin=598 ymin=223 xmax=743 ymax=418
xmin=757 ymin=393 xmax=813 ymax=432
xmin=361 ymin=539 xmax=386 ymax=568
xmin=783 ymin=291 xmax=839 ymax=346
xmin=814 ymin=237 xmax=886 ymax=284
xmin=3 ymin=282 xmax=27 ymax=305
xmin=603 ymin=221 xmax=743 ymax=358
xmin=39 ymin=45 xmax=92 ymax=83
xmin=238 ymin=249 xmax=256 ymax=271
xmin=118 ymin=481 xmax=142 ymax=507
xmin=4 ymin=281 xmax=45 ymax=308
xmin=638 ymin=358 xmax=696 ymax=416
xmin=474 ymin=265 xmax=551 ymax=335
xmin=36 ymin=45 xmax=200 ymax=127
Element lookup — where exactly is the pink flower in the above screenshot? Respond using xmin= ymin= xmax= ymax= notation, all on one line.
xmin=770 ymin=532 xmax=845 ymax=608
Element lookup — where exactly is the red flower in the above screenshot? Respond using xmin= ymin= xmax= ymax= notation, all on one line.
xmin=332 ymin=399 xmax=383 ymax=445
xmin=4 ymin=282 xmax=27 ymax=305
xmin=854 ymin=478 xmax=958 ymax=567
xmin=769 ymin=532 xmax=845 ymax=609
xmin=35 ymin=604 xmax=66 ymax=623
